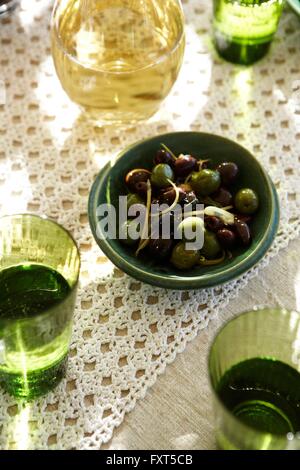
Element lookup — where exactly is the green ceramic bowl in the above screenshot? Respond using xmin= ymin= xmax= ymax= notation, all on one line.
xmin=88 ymin=132 xmax=279 ymax=290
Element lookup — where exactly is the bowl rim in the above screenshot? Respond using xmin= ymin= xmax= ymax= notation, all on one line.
xmin=88 ymin=132 xmax=280 ymax=290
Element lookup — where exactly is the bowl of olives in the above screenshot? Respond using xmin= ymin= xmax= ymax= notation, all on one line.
xmin=89 ymin=132 xmax=279 ymax=290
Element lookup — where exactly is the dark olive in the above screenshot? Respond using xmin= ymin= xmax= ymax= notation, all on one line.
xmin=170 ymin=242 xmax=200 ymax=270
xmin=151 ymin=163 xmax=174 ymax=188
xmin=154 ymin=149 xmax=175 ymax=167
xmin=135 ymin=181 xmax=148 ymax=198
xmin=159 ymin=186 xmax=186 ymax=205
xmin=200 ymin=231 xmax=221 ymax=259
xmin=148 ymin=238 xmax=173 ymax=259
xmin=235 ymin=214 xmax=252 ymax=224
xmin=151 ymin=198 xmax=160 ymax=209
xmin=179 ymin=183 xmax=193 ymax=193
xmin=175 ymin=177 xmax=186 ymax=186
xmin=216 ymin=162 xmax=239 ymax=186
xmin=190 ymin=169 xmax=221 ymax=196
xmin=204 ymin=215 xmax=224 ymax=232
xmin=119 ymin=220 xmax=140 ymax=246
xmin=234 ymin=188 xmax=259 ymax=215
xmin=125 ymin=168 xmax=151 ymax=192
xmin=212 ymin=187 xmax=233 ymax=206
xmin=127 ymin=193 xmax=144 ymax=211
xmin=179 ymin=183 xmax=198 ymax=204
xmin=217 ymin=228 xmax=236 ymax=248
xmin=157 ymin=211 xmax=180 ymax=238
xmin=151 ymin=210 xmax=177 ymax=239
xmin=181 ymin=190 xmax=198 ymax=210
xmin=234 ymin=219 xmax=251 ymax=246
xmin=174 ymin=154 xmax=198 ymax=177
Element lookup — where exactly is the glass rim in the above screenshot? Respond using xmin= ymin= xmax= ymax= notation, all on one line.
xmin=0 ymin=0 xmax=19 ymax=17
xmin=0 ymin=212 xmax=81 ymax=324
xmin=50 ymin=0 xmax=185 ymax=75
xmin=208 ymin=307 xmax=300 ymax=442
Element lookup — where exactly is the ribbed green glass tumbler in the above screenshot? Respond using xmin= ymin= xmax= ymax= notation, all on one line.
xmin=0 ymin=214 xmax=80 ymax=400
xmin=213 ymin=0 xmax=284 ymax=65
xmin=209 ymin=309 xmax=300 ymax=450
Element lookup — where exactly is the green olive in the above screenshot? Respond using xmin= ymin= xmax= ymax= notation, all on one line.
xmin=119 ymin=220 xmax=140 ymax=246
xmin=170 ymin=242 xmax=200 ymax=270
xmin=234 ymin=188 xmax=259 ymax=214
xmin=177 ymin=216 xmax=204 ymax=242
xmin=150 ymin=163 xmax=174 ymax=188
xmin=200 ymin=230 xmax=221 ymax=259
xmin=127 ymin=193 xmax=144 ymax=211
xmin=190 ymin=169 xmax=221 ymax=196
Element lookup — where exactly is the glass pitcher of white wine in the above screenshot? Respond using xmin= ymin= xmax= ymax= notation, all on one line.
xmin=51 ymin=0 xmax=185 ymax=125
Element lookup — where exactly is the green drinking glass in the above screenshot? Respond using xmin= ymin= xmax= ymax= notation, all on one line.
xmin=213 ymin=0 xmax=284 ymax=65
xmin=209 ymin=308 xmax=300 ymax=450
xmin=0 ymin=214 xmax=80 ymax=400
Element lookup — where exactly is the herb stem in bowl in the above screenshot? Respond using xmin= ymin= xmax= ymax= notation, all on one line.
xmin=160 ymin=143 xmax=177 ymax=160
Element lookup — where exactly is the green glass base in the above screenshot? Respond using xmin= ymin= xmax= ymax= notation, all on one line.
xmin=214 ymin=35 xmax=271 ymax=65
xmin=216 ymin=357 xmax=300 ymax=449
xmin=233 ymin=400 xmax=294 ymax=435
xmin=0 ymin=355 xmax=68 ymax=400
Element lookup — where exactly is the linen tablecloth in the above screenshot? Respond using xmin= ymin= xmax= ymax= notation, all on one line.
xmin=0 ymin=0 xmax=299 ymax=449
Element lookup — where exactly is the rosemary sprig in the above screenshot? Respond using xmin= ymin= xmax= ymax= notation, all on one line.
xmin=198 ymin=251 xmax=226 ymax=266
xmin=151 ymin=179 xmax=180 ymax=218
xmin=197 ymin=158 xmax=211 ymax=169
xmin=184 ymin=173 xmax=193 ymax=184
xmin=160 ymin=143 xmax=177 ymax=160
xmin=135 ymin=180 xmax=152 ymax=256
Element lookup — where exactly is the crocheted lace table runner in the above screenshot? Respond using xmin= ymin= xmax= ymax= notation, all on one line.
xmin=0 ymin=0 xmax=299 ymax=450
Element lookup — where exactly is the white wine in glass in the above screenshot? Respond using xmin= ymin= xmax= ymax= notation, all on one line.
xmin=51 ymin=0 xmax=185 ymax=124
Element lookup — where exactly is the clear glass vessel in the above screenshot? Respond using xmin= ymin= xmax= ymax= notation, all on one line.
xmin=51 ymin=0 xmax=185 ymax=125
xmin=209 ymin=308 xmax=300 ymax=450
xmin=0 ymin=214 xmax=80 ymax=400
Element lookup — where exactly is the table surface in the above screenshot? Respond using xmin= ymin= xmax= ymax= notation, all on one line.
xmin=103 ymin=237 xmax=300 ymax=450
xmin=1 ymin=0 xmax=300 ymax=450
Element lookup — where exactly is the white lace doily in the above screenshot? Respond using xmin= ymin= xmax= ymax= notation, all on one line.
xmin=0 ymin=0 xmax=299 ymax=450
